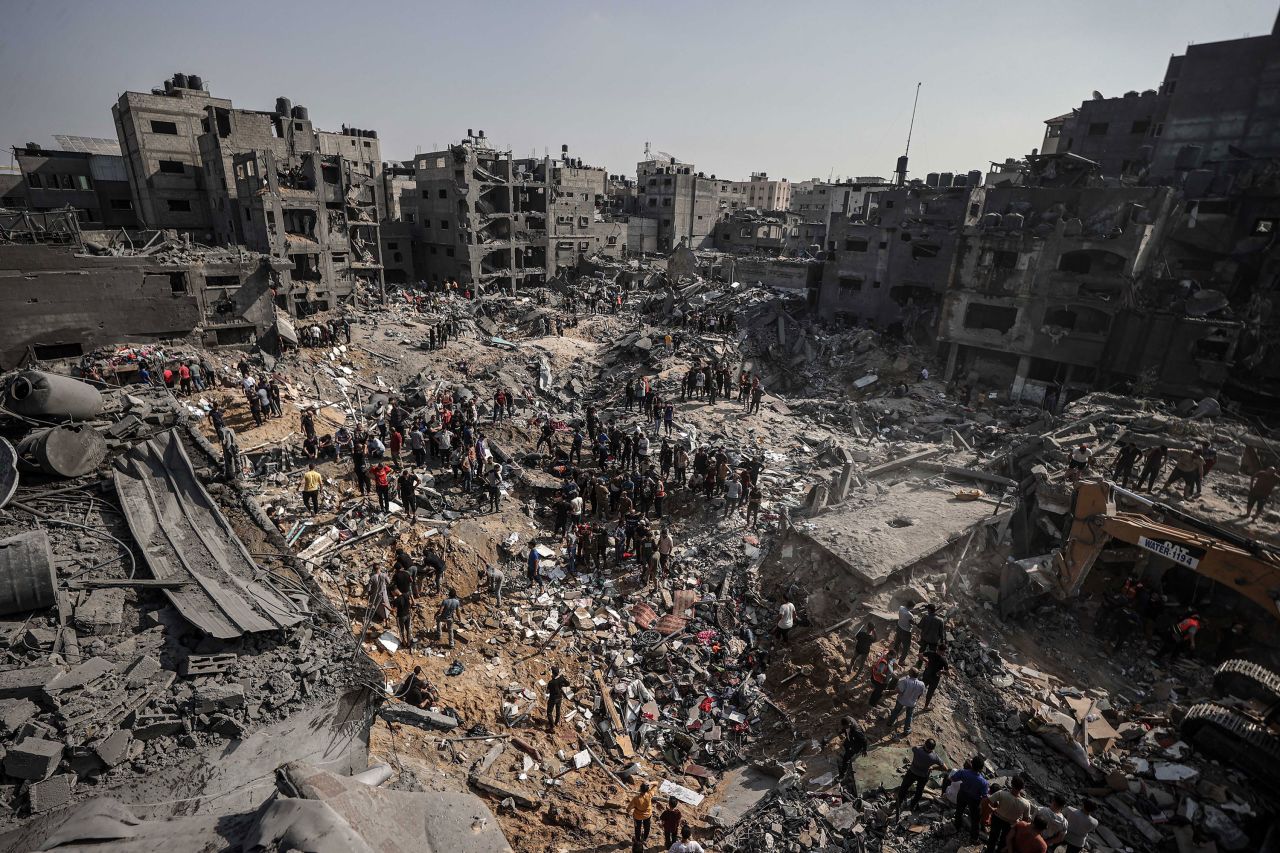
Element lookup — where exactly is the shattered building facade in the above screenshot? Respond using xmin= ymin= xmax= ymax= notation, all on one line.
xmin=407 ymin=133 xmax=624 ymax=291
xmin=208 ymin=104 xmax=385 ymax=315
xmin=0 ymin=209 xmax=285 ymax=367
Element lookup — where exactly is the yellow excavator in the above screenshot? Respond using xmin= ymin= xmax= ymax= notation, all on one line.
xmin=1030 ymin=479 xmax=1280 ymax=786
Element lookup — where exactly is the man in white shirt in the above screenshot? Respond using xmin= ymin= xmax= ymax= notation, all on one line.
xmin=892 ymin=601 xmax=916 ymax=663
xmin=775 ymin=600 xmax=797 ymax=645
xmin=887 ymin=668 xmax=926 ymax=735
xmin=1062 ymin=799 xmax=1099 ymax=853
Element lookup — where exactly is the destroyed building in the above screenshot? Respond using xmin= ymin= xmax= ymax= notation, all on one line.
xmin=407 ymin=133 xmax=625 ymax=291
xmin=204 ymin=107 xmax=384 ymax=315
xmin=112 ymin=76 xmax=386 ymax=314
xmin=0 ymin=209 xmax=286 ymax=367
xmin=11 ymin=138 xmax=138 ymax=230
xmin=816 ymin=183 xmax=970 ymax=336
xmin=379 ymin=160 xmax=418 ymax=284
xmin=939 ymin=179 xmax=1244 ymax=404
xmin=711 ymin=208 xmax=793 ymax=256
xmin=111 ymin=73 xmax=232 ymax=235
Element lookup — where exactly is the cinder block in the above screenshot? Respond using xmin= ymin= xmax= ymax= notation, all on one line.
xmin=4 ymin=737 xmax=63 ymax=781
xmin=0 ymin=698 xmax=37 ymax=734
xmin=29 ymin=773 xmax=74 ymax=812
xmin=92 ymin=729 xmax=132 ymax=768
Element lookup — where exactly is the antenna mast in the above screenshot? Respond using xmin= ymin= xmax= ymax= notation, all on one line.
xmin=894 ymin=82 xmax=922 ymax=187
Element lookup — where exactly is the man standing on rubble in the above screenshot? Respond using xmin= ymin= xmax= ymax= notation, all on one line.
xmin=300 ymin=463 xmax=322 ymax=516
xmin=397 ymin=467 xmax=418 ymax=520
xmin=1112 ymin=442 xmax=1141 ymax=487
xmin=916 ymin=604 xmax=945 ymax=660
xmin=949 ymin=756 xmax=989 ymax=843
xmin=1136 ymin=445 xmax=1168 ymax=492
xmin=545 ymin=666 xmax=569 ymax=733
xmin=986 ymin=775 xmax=1033 ymax=853
xmin=868 ymin=652 xmax=896 ymax=706
xmin=894 ymin=737 xmax=947 ymax=817
xmin=833 ymin=716 xmax=868 ymax=794
xmin=627 ymin=782 xmax=654 ymax=850
xmin=852 ymin=622 xmax=877 ymax=677
xmin=1246 ymin=465 xmax=1278 ymax=521
xmin=892 ymin=602 xmax=916 ymax=663
xmin=370 ymin=460 xmax=394 ymax=513
xmin=436 ymin=588 xmax=461 ymax=648
xmin=920 ymin=641 xmax=950 ymax=709
xmin=887 ymin=668 xmax=926 ymax=735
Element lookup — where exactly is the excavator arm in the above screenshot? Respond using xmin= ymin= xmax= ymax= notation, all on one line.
xmin=1048 ymin=480 xmax=1280 ymax=621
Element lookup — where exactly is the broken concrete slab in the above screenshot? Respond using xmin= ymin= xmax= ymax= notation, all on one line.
xmin=0 ymin=697 xmax=38 ymax=734
xmin=378 ymin=702 xmax=459 ymax=731
xmin=468 ymin=773 xmax=539 ymax=808
xmin=5 ymin=736 xmax=64 ymax=781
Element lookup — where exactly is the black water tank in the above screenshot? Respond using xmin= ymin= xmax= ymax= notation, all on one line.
xmin=291 ymin=105 xmax=309 ymax=121
xmin=967 ymin=170 xmax=982 ymax=187
xmin=276 ymin=97 xmax=292 ymax=116
xmin=925 ymin=173 xmax=940 ymax=187
xmin=173 ymin=72 xmax=189 ymax=89
xmin=188 ymin=74 xmax=203 ymax=91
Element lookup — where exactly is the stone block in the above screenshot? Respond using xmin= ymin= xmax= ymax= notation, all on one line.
xmin=92 ymin=729 xmax=132 ymax=767
xmin=0 ymin=698 xmax=37 ymax=734
xmin=0 ymin=666 xmax=60 ymax=700
xmin=4 ymin=737 xmax=63 ymax=781
xmin=73 ymin=589 xmax=125 ymax=636
xmin=192 ymin=683 xmax=246 ymax=713
xmin=131 ymin=712 xmax=182 ymax=740
xmin=29 ymin=773 xmax=74 ymax=813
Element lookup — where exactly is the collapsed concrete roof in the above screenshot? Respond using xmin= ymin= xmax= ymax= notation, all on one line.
xmin=791 ymin=483 xmax=1008 ymax=588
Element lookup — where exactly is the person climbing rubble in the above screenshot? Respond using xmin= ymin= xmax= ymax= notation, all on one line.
xmin=893 ymin=737 xmax=947 ymax=817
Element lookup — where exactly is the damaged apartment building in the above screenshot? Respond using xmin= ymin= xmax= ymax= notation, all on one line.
xmin=0 ymin=208 xmax=286 ymax=368
xmin=938 ymin=172 xmax=1243 ymax=406
xmin=404 ymin=132 xmax=625 ymax=292
xmin=112 ymin=75 xmax=384 ymax=315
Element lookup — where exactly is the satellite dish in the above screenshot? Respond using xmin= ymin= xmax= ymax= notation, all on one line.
xmin=1091 ymin=91 xmax=1104 ymax=100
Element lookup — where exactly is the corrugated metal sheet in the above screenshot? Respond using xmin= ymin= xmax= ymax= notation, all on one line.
xmin=113 ymin=430 xmax=304 ymax=638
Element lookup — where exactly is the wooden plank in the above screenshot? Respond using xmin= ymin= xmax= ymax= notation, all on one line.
xmin=593 ymin=671 xmax=635 ymax=757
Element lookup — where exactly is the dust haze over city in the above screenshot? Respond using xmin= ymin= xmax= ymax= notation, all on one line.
xmin=0 ymin=2 xmax=1279 ymax=853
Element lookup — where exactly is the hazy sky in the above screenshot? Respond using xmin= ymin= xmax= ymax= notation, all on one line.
xmin=2 ymin=0 xmax=1276 ymax=182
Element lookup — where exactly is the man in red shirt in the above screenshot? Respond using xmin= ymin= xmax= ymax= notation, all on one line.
xmin=1007 ymin=816 xmax=1049 ymax=853
xmin=389 ymin=430 xmax=403 ymax=466
xmin=369 ymin=462 xmax=394 ymax=512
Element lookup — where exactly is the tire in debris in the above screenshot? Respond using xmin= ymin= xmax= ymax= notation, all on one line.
xmin=1180 ymin=701 xmax=1280 ymax=788
xmin=1212 ymin=658 xmax=1280 ymax=706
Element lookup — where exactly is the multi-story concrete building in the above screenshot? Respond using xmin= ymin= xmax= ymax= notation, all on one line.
xmin=1038 ymin=90 xmax=1168 ymax=178
xmin=12 ymin=138 xmax=138 ymax=229
xmin=192 ymin=96 xmax=384 ymax=314
xmin=938 ymin=176 xmax=1241 ymax=404
xmin=407 ymin=133 xmax=623 ymax=291
xmin=790 ymin=178 xmax=895 ymax=255
xmin=379 ymin=161 xmax=418 ymax=285
xmin=712 ymin=209 xmax=793 ymax=256
xmin=112 ymin=74 xmax=232 ymax=235
xmin=635 ymin=158 xmax=724 ymax=251
xmin=816 ymin=184 xmax=971 ymax=336
xmin=731 ymin=172 xmax=790 ymax=211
